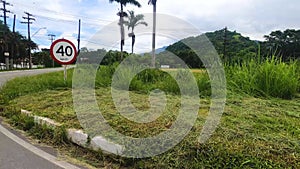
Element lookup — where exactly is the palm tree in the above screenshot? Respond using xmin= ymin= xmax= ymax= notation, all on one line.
xmin=124 ymin=10 xmax=148 ymax=54
xmin=148 ymin=0 xmax=157 ymax=68
xmin=109 ymin=0 xmax=141 ymax=60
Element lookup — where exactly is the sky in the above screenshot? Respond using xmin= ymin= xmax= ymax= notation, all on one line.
xmin=3 ymin=0 xmax=300 ymax=53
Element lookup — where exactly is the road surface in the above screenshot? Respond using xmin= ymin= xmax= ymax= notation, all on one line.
xmin=0 ymin=68 xmax=82 ymax=169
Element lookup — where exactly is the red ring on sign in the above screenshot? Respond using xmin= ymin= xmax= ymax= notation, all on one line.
xmin=50 ymin=39 xmax=78 ymax=65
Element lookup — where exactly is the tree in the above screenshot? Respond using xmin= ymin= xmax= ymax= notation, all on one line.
xmin=264 ymin=29 xmax=300 ymax=60
xmin=0 ymin=21 xmax=38 ymax=68
xmin=164 ymin=29 xmax=258 ymax=68
xmin=124 ymin=10 xmax=148 ymax=54
xmin=148 ymin=0 xmax=157 ymax=68
xmin=0 ymin=21 xmax=11 ymax=66
xmin=32 ymin=49 xmax=60 ymax=68
xmin=109 ymin=0 xmax=141 ymax=60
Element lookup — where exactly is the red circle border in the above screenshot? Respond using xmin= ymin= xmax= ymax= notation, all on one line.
xmin=50 ymin=39 xmax=78 ymax=65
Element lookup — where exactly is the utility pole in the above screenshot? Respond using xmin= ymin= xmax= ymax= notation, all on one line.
xmin=223 ymin=27 xmax=228 ymax=64
xmin=77 ymin=19 xmax=81 ymax=55
xmin=48 ymin=34 xmax=55 ymax=67
xmin=9 ymin=14 xmax=15 ymax=69
xmin=48 ymin=34 xmax=55 ymax=43
xmin=0 ymin=0 xmax=12 ymax=26
xmin=21 ymin=12 xmax=35 ymax=69
xmin=148 ymin=0 xmax=157 ymax=68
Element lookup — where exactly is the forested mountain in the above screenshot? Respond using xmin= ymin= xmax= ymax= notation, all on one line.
xmin=158 ymin=28 xmax=300 ymax=68
xmin=159 ymin=28 xmax=258 ymax=68
xmin=206 ymin=28 xmax=258 ymax=62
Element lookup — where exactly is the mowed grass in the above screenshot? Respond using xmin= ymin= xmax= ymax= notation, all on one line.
xmin=6 ymin=87 xmax=300 ymax=168
xmin=0 ymin=59 xmax=299 ymax=168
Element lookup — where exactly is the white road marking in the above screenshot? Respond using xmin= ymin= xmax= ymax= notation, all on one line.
xmin=0 ymin=124 xmax=82 ymax=169
xmin=0 ymin=67 xmax=82 ymax=169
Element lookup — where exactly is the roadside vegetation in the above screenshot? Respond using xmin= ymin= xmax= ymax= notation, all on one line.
xmin=227 ymin=56 xmax=299 ymax=99
xmin=0 ymin=55 xmax=299 ymax=168
xmin=1 ymin=9 xmax=300 ymax=167
xmin=1 ymin=0 xmax=299 ymax=167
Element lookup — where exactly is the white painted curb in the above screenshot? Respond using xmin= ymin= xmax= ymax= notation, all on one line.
xmin=20 ymin=109 xmax=124 ymax=155
xmin=66 ymin=129 xmax=88 ymax=147
xmin=90 ymin=136 xmax=123 ymax=155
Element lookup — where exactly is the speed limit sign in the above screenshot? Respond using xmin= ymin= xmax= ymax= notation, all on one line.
xmin=50 ymin=39 xmax=78 ymax=65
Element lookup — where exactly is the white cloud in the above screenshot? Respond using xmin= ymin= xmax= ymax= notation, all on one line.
xmin=6 ymin=0 xmax=300 ymax=50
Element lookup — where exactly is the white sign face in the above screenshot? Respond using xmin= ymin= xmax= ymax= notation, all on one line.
xmin=4 ymin=52 xmax=9 ymax=57
xmin=50 ymin=39 xmax=77 ymax=65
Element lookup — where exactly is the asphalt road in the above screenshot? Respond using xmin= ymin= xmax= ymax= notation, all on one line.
xmin=0 ymin=68 xmax=82 ymax=169
xmin=0 ymin=68 xmax=66 ymax=86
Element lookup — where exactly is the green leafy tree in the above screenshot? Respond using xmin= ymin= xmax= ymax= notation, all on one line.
xmin=0 ymin=21 xmax=37 ymax=67
xmin=33 ymin=49 xmax=60 ymax=68
xmin=124 ymin=10 xmax=148 ymax=54
xmin=264 ymin=29 xmax=300 ymax=60
xmin=164 ymin=29 xmax=258 ymax=68
xmin=0 ymin=21 xmax=11 ymax=64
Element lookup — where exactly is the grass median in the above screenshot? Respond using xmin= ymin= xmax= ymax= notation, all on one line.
xmin=0 ymin=63 xmax=299 ymax=168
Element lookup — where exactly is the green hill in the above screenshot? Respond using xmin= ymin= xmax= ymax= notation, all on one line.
xmin=158 ymin=28 xmax=259 ymax=68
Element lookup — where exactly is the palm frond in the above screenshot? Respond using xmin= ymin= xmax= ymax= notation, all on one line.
xmin=135 ymin=14 xmax=145 ymax=20
xmin=128 ymin=10 xmax=135 ymax=19
xmin=109 ymin=0 xmax=141 ymax=7
xmin=128 ymin=0 xmax=141 ymax=7
xmin=148 ymin=0 xmax=157 ymax=5
xmin=137 ymin=21 xmax=148 ymax=27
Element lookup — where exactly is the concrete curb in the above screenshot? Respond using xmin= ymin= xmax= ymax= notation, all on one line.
xmin=21 ymin=109 xmax=61 ymax=128
xmin=20 ymin=109 xmax=124 ymax=155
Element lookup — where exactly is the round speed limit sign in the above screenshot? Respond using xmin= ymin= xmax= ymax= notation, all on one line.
xmin=50 ymin=39 xmax=78 ymax=65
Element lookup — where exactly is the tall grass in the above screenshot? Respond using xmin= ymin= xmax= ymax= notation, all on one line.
xmin=0 ymin=65 xmax=211 ymax=106
xmin=0 ymin=70 xmax=73 ymax=102
xmin=95 ymin=64 xmax=211 ymax=96
xmin=2 ymin=56 xmax=297 ymax=101
xmin=227 ymin=56 xmax=299 ymax=99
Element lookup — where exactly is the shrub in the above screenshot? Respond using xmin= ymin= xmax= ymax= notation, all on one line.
xmin=136 ymin=69 xmax=169 ymax=83
xmin=96 ymin=66 xmax=211 ymax=96
xmin=195 ymin=72 xmax=211 ymax=96
xmin=2 ymin=107 xmax=35 ymax=131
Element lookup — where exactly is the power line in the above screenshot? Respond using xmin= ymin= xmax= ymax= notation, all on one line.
xmin=34 ymin=14 xmax=107 ymax=27
xmin=12 ymin=1 xmax=113 ymax=24
xmin=35 ymin=14 xmax=78 ymax=24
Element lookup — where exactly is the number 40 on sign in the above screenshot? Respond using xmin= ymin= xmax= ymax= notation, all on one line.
xmin=50 ymin=39 xmax=78 ymax=82
xmin=50 ymin=39 xmax=78 ymax=65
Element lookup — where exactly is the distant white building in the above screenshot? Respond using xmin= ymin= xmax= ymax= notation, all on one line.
xmin=161 ymin=65 xmax=170 ymax=69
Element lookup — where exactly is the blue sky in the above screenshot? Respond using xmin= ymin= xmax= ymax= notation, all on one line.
xmin=4 ymin=0 xmax=300 ymax=53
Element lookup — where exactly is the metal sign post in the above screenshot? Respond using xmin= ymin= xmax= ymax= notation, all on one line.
xmin=4 ymin=52 xmax=9 ymax=70
xmin=64 ymin=65 xmax=67 ymax=83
